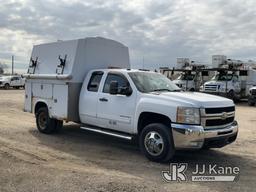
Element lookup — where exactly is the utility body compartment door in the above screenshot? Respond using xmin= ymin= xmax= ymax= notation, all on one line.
xmin=24 ymin=81 xmax=32 ymax=112
xmin=52 ymin=84 xmax=68 ymax=119
xmin=32 ymin=83 xmax=53 ymax=99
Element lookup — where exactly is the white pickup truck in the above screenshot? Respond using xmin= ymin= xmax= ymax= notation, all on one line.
xmin=0 ymin=75 xmax=25 ymax=89
xmin=24 ymin=37 xmax=238 ymax=162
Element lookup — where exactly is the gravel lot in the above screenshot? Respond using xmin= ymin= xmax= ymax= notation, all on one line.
xmin=0 ymin=90 xmax=255 ymax=192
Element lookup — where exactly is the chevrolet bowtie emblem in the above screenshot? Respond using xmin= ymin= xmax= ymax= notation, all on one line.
xmin=221 ymin=112 xmax=228 ymax=120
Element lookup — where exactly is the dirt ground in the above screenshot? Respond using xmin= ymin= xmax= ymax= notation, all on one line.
xmin=0 ymin=90 xmax=255 ymax=192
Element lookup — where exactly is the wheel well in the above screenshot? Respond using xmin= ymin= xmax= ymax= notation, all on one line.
xmin=34 ymin=102 xmax=47 ymax=114
xmin=137 ymin=112 xmax=171 ymax=134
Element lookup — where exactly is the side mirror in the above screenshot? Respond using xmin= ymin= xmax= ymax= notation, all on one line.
xmin=124 ymin=86 xmax=133 ymax=96
xmin=109 ymin=81 xmax=118 ymax=95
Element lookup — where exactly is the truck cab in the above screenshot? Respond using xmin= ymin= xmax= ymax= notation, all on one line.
xmin=172 ymin=73 xmax=196 ymax=91
xmin=202 ymin=72 xmax=241 ymax=100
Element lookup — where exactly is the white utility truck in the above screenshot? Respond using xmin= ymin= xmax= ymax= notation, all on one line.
xmin=160 ymin=58 xmax=214 ymax=91
xmin=202 ymin=55 xmax=256 ymax=101
xmin=24 ymin=37 xmax=238 ymax=162
xmin=0 ymin=75 xmax=25 ymax=89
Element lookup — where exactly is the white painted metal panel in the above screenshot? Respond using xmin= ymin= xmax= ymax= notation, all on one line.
xmin=32 ymin=83 xmax=53 ymax=99
xmin=28 ymin=37 xmax=130 ymax=83
xmin=52 ymin=84 xmax=68 ymax=119
xmin=24 ymin=81 xmax=32 ymax=112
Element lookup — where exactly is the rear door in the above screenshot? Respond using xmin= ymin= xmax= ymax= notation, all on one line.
xmin=80 ymin=71 xmax=104 ymax=126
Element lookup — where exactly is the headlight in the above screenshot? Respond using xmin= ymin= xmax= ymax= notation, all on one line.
xmin=176 ymin=107 xmax=200 ymax=125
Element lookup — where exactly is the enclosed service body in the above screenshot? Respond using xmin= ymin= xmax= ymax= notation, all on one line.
xmin=24 ymin=37 xmax=130 ymax=122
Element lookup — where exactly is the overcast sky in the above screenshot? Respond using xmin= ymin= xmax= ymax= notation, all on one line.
xmin=1 ymin=0 xmax=256 ymax=73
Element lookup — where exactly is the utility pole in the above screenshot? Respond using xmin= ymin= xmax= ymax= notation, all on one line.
xmin=143 ymin=56 xmax=144 ymax=69
xmin=12 ymin=55 xmax=14 ymax=75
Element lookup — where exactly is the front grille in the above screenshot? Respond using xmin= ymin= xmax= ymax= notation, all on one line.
xmin=202 ymin=106 xmax=235 ymax=129
xmin=252 ymin=89 xmax=256 ymax=95
xmin=205 ymin=117 xmax=234 ymax=127
xmin=205 ymin=106 xmax=235 ymax=114
xmin=204 ymin=85 xmax=218 ymax=92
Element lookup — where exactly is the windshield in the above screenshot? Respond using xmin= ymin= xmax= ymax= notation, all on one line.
xmin=128 ymin=72 xmax=181 ymax=93
xmin=177 ymin=74 xmax=195 ymax=81
xmin=212 ymin=74 xmax=234 ymax=81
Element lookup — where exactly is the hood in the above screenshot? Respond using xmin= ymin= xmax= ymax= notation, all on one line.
xmin=145 ymin=91 xmax=234 ymax=108
xmin=173 ymin=79 xmax=186 ymax=84
xmin=204 ymin=81 xmax=225 ymax=86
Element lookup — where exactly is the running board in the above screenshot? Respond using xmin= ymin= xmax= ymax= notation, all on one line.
xmin=80 ymin=126 xmax=133 ymax=140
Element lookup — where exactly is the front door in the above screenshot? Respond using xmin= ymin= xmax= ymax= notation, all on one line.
xmin=97 ymin=72 xmax=136 ymax=133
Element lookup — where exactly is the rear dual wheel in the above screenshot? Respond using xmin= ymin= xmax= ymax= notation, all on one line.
xmin=36 ymin=107 xmax=63 ymax=134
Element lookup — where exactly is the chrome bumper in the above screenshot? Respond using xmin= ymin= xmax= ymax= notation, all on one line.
xmin=171 ymin=121 xmax=238 ymax=149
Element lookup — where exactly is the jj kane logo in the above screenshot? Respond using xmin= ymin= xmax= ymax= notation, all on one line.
xmin=162 ymin=163 xmax=240 ymax=182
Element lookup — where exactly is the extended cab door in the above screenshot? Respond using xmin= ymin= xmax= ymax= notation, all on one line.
xmin=97 ymin=72 xmax=136 ymax=133
xmin=79 ymin=71 xmax=104 ymax=125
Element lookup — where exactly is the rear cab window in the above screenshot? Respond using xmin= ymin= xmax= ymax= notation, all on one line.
xmin=87 ymin=71 xmax=104 ymax=92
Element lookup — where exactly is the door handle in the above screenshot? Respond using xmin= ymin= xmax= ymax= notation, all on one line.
xmin=99 ymin=97 xmax=108 ymax=102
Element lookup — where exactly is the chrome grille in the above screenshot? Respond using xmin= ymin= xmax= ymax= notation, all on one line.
xmin=251 ymin=89 xmax=256 ymax=95
xmin=204 ymin=85 xmax=218 ymax=92
xmin=201 ymin=106 xmax=235 ymax=129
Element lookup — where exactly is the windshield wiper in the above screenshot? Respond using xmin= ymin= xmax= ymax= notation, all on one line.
xmin=152 ymin=89 xmax=181 ymax=92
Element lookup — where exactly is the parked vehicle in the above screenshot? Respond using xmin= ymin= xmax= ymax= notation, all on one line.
xmin=201 ymin=55 xmax=256 ymax=101
xmin=0 ymin=75 xmax=25 ymax=89
xmin=160 ymin=58 xmax=214 ymax=91
xmin=248 ymin=86 xmax=256 ymax=106
xmin=23 ymin=37 xmax=238 ymax=162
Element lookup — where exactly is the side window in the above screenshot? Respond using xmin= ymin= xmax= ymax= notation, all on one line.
xmin=233 ymin=75 xmax=239 ymax=81
xmin=87 ymin=71 xmax=103 ymax=92
xmin=103 ymin=74 xmax=129 ymax=94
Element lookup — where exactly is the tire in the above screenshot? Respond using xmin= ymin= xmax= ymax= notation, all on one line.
xmin=36 ymin=107 xmax=63 ymax=134
xmin=248 ymin=99 xmax=255 ymax=106
xmin=190 ymin=88 xmax=195 ymax=92
xmin=15 ymin=86 xmax=20 ymax=89
xmin=4 ymin=83 xmax=10 ymax=90
xmin=55 ymin=120 xmax=63 ymax=132
xmin=139 ymin=123 xmax=175 ymax=162
xmin=227 ymin=90 xmax=238 ymax=102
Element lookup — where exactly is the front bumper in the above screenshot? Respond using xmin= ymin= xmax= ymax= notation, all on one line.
xmin=171 ymin=121 xmax=238 ymax=149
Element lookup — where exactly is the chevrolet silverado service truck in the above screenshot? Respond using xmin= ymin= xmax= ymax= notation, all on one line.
xmin=24 ymin=37 xmax=238 ymax=162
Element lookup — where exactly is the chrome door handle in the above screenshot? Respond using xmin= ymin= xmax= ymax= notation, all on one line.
xmin=99 ymin=97 xmax=108 ymax=102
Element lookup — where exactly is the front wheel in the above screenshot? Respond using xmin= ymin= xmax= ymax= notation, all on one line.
xmin=4 ymin=83 xmax=10 ymax=90
xmin=139 ymin=123 xmax=175 ymax=162
xmin=248 ymin=98 xmax=255 ymax=106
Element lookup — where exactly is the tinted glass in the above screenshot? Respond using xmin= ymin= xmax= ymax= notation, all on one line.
xmin=103 ymin=74 xmax=129 ymax=94
xmin=128 ymin=72 xmax=180 ymax=93
xmin=87 ymin=72 xmax=103 ymax=92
